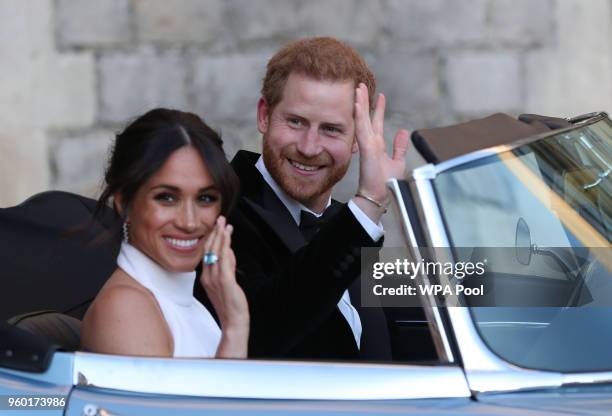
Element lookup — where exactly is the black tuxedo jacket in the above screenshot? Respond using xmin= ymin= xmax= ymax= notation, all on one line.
xmin=195 ymin=150 xmax=389 ymax=360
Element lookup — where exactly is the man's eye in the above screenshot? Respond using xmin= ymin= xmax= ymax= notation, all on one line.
xmin=154 ymin=193 xmax=176 ymax=203
xmin=322 ymin=126 xmax=341 ymax=135
xmin=288 ymin=118 xmax=302 ymax=127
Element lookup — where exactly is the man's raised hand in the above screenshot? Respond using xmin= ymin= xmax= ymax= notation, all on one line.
xmin=353 ymin=83 xmax=409 ymax=221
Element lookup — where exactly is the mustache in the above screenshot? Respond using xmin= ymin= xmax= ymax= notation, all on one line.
xmin=282 ymin=147 xmax=331 ymax=166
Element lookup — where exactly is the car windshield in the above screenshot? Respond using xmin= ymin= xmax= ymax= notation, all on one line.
xmin=433 ymin=116 xmax=612 ymax=373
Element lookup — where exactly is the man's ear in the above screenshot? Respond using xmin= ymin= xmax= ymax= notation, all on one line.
xmin=351 ymin=138 xmax=359 ymax=154
xmin=257 ymin=97 xmax=270 ymax=134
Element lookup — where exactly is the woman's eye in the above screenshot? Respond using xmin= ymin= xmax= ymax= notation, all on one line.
xmin=154 ymin=193 xmax=176 ymax=203
xmin=199 ymin=194 xmax=219 ymax=204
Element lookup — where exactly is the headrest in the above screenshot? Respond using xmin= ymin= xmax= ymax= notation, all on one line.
xmin=9 ymin=310 xmax=82 ymax=352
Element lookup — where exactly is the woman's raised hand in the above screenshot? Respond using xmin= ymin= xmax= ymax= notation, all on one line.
xmin=200 ymin=216 xmax=249 ymax=358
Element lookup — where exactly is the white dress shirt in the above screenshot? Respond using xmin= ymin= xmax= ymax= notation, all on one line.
xmin=255 ymin=157 xmax=384 ymax=349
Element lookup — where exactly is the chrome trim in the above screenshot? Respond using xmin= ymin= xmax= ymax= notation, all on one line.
xmin=406 ymin=166 xmax=568 ymax=394
xmin=402 ymin=112 xmax=612 ymax=395
xmin=446 ymin=307 xmax=562 ymax=393
xmin=387 ymin=179 xmax=419 ymax=248
xmin=566 ymin=111 xmax=607 ymax=124
xmin=476 ymin=321 xmax=549 ymax=329
xmin=387 ymin=179 xmax=455 ymax=363
xmin=562 ymin=372 xmax=612 ymax=386
xmin=389 ymin=177 xmax=456 ymax=364
xmin=73 ymin=352 xmax=471 ymax=400
xmin=412 ymin=177 xmax=451 ymax=249
xmin=412 ymin=173 xmax=566 ymax=393
xmin=409 ymin=111 xmax=609 ymax=180
xmin=82 ymin=404 xmax=119 ymax=416
xmin=426 ymin=149 xmax=501 ymax=177
xmin=411 ymin=164 xmax=437 ymax=181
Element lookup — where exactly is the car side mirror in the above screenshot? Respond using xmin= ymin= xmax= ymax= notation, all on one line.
xmin=515 ymin=217 xmax=532 ymax=265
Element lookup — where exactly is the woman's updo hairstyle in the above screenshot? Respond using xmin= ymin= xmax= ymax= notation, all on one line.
xmin=95 ymin=108 xmax=239 ymax=237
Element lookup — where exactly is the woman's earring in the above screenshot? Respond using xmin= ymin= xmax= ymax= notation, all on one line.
xmin=123 ymin=221 xmax=130 ymax=243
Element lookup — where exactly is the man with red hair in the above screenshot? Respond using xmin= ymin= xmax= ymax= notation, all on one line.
xmin=199 ymin=37 xmax=409 ymax=360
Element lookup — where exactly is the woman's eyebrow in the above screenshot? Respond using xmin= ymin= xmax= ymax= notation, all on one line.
xmin=150 ymin=184 xmax=219 ymax=192
xmin=150 ymin=184 xmax=180 ymax=192
xmin=199 ymin=185 xmax=219 ymax=193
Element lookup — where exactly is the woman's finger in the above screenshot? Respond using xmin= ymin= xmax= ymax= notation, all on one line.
xmin=208 ymin=216 xmax=225 ymax=277
xmin=201 ymin=219 xmax=219 ymax=287
xmin=219 ymin=225 xmax=235 ymax=282
xmin=203 ymin=217 xmax=220 ymax=255
xmin=202 ymin=216 xmax=223 ymax=285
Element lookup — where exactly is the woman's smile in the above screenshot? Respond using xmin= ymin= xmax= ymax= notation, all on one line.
xmin=163 ymin=236 xmax=202 ymax=252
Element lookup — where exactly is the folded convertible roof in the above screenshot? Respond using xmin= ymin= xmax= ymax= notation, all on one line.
xmin=411 ymin=113 xmax=571 ymax=164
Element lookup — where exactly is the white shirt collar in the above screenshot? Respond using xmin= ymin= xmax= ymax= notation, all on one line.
xmin=117 ymin=242 xmax=196 ymax=307
xmin=255 ymin=156 xmax=331 ymax=225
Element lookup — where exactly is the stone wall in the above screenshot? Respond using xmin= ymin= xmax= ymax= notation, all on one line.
xmin=1 ymin=0 xmax=611 ymax=207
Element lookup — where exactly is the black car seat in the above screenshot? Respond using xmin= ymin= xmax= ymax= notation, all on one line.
xmin=0 ymin=191 xmax=120 ymax=349
xmin=8 ymin=310 xmax=81 ymax=351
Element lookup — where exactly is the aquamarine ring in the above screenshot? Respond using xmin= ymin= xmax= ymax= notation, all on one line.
xmin=203 ymin=251 xmax=219 ymax=265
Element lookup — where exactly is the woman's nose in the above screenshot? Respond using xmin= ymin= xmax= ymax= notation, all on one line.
xmin=176 ymin=202 xmax=197 ymax=231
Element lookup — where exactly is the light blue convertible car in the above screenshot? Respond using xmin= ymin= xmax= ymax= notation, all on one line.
xmin=1 ymin=112 xmax=610 ymax=415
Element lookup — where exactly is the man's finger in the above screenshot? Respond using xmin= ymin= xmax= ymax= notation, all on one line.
xmin=392 ymin=129 xmax=410 ymax=161
xmin=372 ymin=93 xmax=385 ymax=136
xmin=358 ymin=83 xmax=370 ymax=114
xmin=354 ymin=87 xmax=371 ymax=146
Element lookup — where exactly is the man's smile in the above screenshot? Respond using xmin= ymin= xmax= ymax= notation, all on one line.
xmin=288 ymin=158 xmax=323 ymax=172
xmin=287 ymin=158 xmax=326 ymax=176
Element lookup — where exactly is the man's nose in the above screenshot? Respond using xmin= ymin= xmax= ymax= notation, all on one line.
xmin=296 ymin=127 xmax=322 ymax=157
xmin=176 ymin=202 xmax=197 ymax=231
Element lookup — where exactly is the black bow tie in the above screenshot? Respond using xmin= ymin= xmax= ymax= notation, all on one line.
xmin=298 ymin=207 xmax=338 ymax=242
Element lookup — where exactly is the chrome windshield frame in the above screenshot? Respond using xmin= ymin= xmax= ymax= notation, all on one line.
xmin=392 ymin=177 xmax=564 ymax=394
xmin=394 ymin=111 xmax=612 ymax=394
xmin=386 ymin=179 xmax=455 ymax=364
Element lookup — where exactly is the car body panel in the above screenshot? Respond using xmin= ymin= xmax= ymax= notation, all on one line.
xmin=73 ymin=352 xmax=470 ymax=400
xmin=477 ymin=386 xmax=612 ymax=416
xmin=65 ymin=388 xmax=564 ymax=416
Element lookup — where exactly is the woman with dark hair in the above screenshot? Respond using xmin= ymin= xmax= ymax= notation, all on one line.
xmin=81 ymin=108 xmax=248 ymax=358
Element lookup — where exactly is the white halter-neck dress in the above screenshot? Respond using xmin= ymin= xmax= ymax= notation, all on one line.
xmin=117 ymin=242 xmax=221 ymax=358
